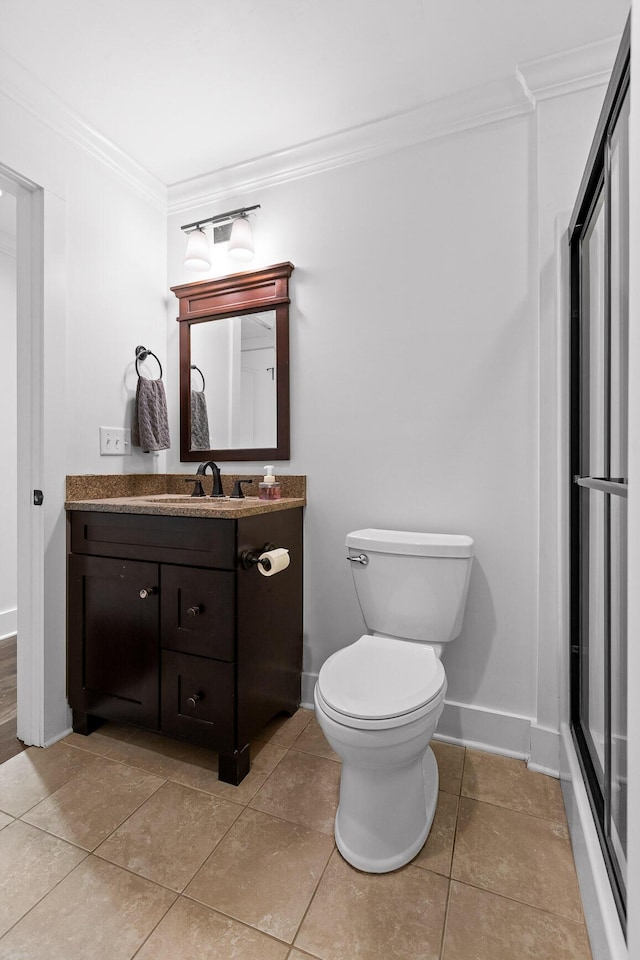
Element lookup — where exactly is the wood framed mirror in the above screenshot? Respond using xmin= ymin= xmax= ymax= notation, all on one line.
xmin=171 ymin=262 xmax=294 ymax=462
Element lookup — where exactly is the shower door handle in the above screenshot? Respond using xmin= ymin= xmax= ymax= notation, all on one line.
xmin=574 ymin=476 xmax=628 ymax=497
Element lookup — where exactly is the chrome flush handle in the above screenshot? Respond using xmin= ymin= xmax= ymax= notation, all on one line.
xmin=347 ymin=554 xmax=369 ymax=566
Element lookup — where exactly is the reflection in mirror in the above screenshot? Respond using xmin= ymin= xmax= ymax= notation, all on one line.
xmin=172 ymin=262 xmax=293 ymax=462
xmin=190 ymin=311 xmax=277 ymax=451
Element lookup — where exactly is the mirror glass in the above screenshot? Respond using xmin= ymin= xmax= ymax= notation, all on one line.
xmin=173 ymin=262 xmax=293 ymax=462
xmin=189 ymin=311 xmax=277 ymax=451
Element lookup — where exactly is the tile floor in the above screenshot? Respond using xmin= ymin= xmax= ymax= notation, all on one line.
xmin=0 ymin=709 xmax=592 ymax=960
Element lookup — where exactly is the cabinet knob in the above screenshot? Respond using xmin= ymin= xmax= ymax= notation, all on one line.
xmin=186 ymin=693 xmax=202 ymax=708
xmin=139 ymin=587 xmax=157 ymax=599
xmin=187 ymin=604 xmax=202 ymax=617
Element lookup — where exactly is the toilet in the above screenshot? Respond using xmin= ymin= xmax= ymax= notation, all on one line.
xmin=314 ymin=528 xmax=474 ymax=873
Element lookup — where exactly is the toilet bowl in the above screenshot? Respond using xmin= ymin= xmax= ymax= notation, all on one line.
xmin=315 ymin=529 xmax=473 ymax=873
xmin=315 ymin=635 xmax=446 ymax=872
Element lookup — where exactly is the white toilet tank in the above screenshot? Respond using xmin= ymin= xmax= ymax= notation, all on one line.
xmin=346 ymin=529 xmax=474 ymax=645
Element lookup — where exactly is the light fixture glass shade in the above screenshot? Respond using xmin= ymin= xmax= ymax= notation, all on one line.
xmin=183 ymin=228 xmax=212 ymax=271
xmin=228 ymin=217 xmax=254 ymax=261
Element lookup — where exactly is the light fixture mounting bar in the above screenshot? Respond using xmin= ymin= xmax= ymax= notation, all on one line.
xmin=180 ymin=204 xmax=260 ymax=233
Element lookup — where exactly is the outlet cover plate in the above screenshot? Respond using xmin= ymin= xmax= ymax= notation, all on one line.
xmin=99 ymin=426 xmax=131 ymax=456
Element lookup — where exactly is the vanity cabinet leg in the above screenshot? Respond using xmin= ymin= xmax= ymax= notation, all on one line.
xmin=218 ymin=744 xmax=250 ymax=785
xmin=72 ymin=710 xmax=105 ymax=736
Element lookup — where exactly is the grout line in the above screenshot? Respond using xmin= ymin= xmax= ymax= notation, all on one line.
xmin=287 ymin=844 xmax=338 ymax=949
xmin=438 ymin=878 xmax=453 ymax=960
xmin=448 ymin=875 xmax=589 ymax=927
xmin=457 ymin=791 xmax=570 ymax=826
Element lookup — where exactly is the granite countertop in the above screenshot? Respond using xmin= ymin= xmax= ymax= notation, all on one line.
xmin=65 ymin=493 xmax=306 ymax=520
xmin=64 ymin=473 xmax=306 ymax=520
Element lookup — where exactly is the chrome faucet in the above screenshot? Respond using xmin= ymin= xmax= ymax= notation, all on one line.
xmin=197 ymin=461 xmax=225 ymax=498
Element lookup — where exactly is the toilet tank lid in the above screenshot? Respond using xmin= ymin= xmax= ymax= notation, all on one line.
xmin=346 ymin=528 xmax=474 ymax=558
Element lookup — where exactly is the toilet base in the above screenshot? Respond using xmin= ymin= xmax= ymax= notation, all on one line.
xmin=334 ymin=745 xmax=439 ymax=873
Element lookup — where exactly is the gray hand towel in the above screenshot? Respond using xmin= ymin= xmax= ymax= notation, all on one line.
xmin=190 ymin=390 xmax=210 ymax=450
xmin=132 ymin=377 xmax=170 ymax=452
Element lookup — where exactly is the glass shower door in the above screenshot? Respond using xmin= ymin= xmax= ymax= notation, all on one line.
xmin=569 ymin=44 xmax=629 ymax=924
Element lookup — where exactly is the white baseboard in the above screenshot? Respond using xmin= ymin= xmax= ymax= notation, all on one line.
xmin=43 ymin=726 xmax=73 ymax=748
xmin=0 ymin=608 xmax=17 ymax=641
xmin=560 ymin=724 xmax=626 ymax=960
xmin=437 ymin=698 xmax=531 ymax=758
xmin=301 ymin=671 xmax=318 ymax=709
xmin=529 ymin=723 xmax=562 ymax=777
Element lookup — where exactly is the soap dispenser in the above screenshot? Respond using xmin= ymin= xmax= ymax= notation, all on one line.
xmin=258 ymin=465 xmax=281 ymax=501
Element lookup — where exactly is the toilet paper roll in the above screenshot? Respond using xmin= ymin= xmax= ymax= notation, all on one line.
xmin=258 ymin=547 xmax=290 ymax=577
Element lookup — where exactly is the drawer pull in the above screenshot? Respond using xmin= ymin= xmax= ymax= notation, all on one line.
xmin=139 ymin=587 xmax=157 ymax=599
xmin=186 ymin=693 xmax=202 ymax=708
xmin=187 ymin=604 xmax=202 ymax=617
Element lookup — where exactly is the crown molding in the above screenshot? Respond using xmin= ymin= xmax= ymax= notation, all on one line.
xmin=0 ymin=32 xmax=618 ymax=218
xmin=168 ymin=33 xmax=618 ymax=214
xmin=516 ymin=35 xmax=619 ymax=104
xmin=0 ymin=46 xmax=167 ymax=210
xmin=167 ymin=75 xmax=532 ymax=214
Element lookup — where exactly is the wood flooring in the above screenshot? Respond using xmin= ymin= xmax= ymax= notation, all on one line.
xmin=0 ymin=635 xmax=27 ymax=764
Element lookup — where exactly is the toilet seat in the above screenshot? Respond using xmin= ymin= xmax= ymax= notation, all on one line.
xmin=316 ymin=635 xmax=446 ymax=731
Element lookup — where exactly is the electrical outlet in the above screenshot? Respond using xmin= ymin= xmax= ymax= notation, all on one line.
xmin=99 ymin=426 xmax=131 ymax=456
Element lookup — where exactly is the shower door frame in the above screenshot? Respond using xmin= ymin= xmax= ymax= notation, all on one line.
xmin=568 ymin=19 xmax=629 ymax=929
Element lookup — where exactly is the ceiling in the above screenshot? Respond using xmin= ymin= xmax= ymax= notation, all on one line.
xmin=0 ymin=0 xmax=630 ymax=188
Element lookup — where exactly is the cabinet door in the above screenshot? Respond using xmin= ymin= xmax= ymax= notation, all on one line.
xmin=161 ymin=565 xmax=235 ymax=660
xmin=68 ymin=555 xmax=160 ymax=727
xmin=161 ymin=650 xmax=234 ymax=751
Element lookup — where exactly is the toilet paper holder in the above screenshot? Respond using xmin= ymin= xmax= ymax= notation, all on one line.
xmin=240 ymin=543 xmax=279 ymax=571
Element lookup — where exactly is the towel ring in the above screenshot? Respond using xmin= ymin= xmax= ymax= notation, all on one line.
xmin=135 ymin=345 xmax=163 ymax=379
xmin=190 ymin=364 xmax=206 ymax=391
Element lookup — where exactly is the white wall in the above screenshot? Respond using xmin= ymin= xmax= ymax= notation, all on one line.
xmin=168 ymin=114 xmax=538 ymax=729
xmin=64 ymin=149 xmax=168 ymax=475
xmin=0 ymin=201 xmax=17 ymax=640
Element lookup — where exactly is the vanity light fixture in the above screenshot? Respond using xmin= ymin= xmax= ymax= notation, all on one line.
xmin=181 ymin=204 xmax=260 ymax=271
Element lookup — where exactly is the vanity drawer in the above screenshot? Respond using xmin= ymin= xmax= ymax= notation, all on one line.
xmin=160 ymin=565 xmax=235 ymax=660
xmin=70 ymin=511 xmax=236 ymax=568
xmin=161 ymin=650 xmax=234 ymax=751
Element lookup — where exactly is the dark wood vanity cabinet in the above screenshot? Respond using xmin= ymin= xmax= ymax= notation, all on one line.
xmin=67 ymin=507 xmax=303 ymax=784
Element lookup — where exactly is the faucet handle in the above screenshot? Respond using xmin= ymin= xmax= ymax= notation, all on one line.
xmin=184 ymin=477 xmax=206 ymax=498
xmin=230 ymin=479 xmax=253 ymax=499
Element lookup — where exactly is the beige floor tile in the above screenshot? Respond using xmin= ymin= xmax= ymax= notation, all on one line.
xmin=413 ymin=791 xmax=459 ymax=876
xmin=95 ymin=727 xmax=188 ymax=778
xmin=0 ymin=856 xmax=175 ymax=960
xmin=0 ymin=742 xmax=96 ymax=817
xmin=61 ymin=722 xmax=134 ymax=756
xmin=255 ymin=708 xmax=314 ymax=746
xmin=290 ymin=716 xmax=341 ymax=762
xmin=295 ymin=850 xmax=449 ymax=960
xmin=171 ymin=738 xmax=287 ymax=805
xmin=135 ymin=897 xmax=289 ymax=960
xmin=431 ymin=739 xmax=465 ymax=795
xmin=95 ymin=780 xmax=241 ymax=891
xmin=0 ymin=820 xmax=86 ymax=937
xmin=288 ymin=951 xmax=322 ymax=960
xmin=250 ymin=749 xmax=340 ymax=835
xmin=186 ymin=807 xmax=334 ymax=942
xmin=452 ymin=797 xmax=584 ymax=922
xmin=22 ymin=756 xmax=164 ymax=850
xmin=443 ymin=880 xmax=592 ymax=960
xmin=462 ymin=750 xmax=567 ymax=822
